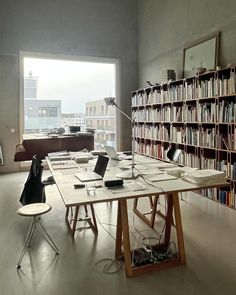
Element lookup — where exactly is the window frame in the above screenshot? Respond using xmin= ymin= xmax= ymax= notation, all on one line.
xmin=19 ymin=51 xmax=121 ymax=149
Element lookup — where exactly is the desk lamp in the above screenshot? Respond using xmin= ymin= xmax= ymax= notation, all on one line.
xmin=104 ymin=97 xmax=138 ymax=179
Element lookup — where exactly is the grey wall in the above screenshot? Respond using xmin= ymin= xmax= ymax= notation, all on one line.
xmin=138 ymin=0 xmax=236 ymax=87
xmin=0 ymin=0 xmax=138 ymax=172
xmin=0 ymin=55 xmax=20 ymax=172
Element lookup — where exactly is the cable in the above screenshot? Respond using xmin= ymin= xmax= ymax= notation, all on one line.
xmin=94 ymin=211 xmax=116 ymax=241
xmin=134 ymin=166 xmax=166 ymax=193
xmin=94 ymin=258 xmax=122 ymax=274
xmin=93 ymin=210 xmax=123 ymax=274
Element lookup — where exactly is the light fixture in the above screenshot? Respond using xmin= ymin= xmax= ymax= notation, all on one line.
xmin=104 ymin=97 xmax=138 ymax=179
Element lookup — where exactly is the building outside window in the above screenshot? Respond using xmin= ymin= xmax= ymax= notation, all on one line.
xmin=23 ymin=57 xmax=116 ymax=148
xmin=85 ymin=99 xmax=115 ymax=149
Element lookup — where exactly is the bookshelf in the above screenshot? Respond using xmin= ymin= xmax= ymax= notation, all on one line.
xmin=132 ymin=66 xmax=236 ymax=209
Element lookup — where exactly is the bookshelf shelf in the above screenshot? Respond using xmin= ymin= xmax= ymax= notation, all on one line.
xmin=132 ymin=66 xmax=236 ymax=209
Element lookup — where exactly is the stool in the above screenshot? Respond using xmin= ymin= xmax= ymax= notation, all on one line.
xmin=16 ymin=203 xmax=59 ymax=269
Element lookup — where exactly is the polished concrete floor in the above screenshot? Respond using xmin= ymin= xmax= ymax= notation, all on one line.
xmin=1 ymin=171 xmax=236 ymax=295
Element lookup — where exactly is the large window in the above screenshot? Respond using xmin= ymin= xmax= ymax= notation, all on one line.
xmin=23 ymin=55 xmax=117 ymax=148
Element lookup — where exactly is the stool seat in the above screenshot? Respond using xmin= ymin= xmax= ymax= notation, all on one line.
xmin=16 ymin=202 xmax=59 ymax=269
xmin=17 ymin=203 xmax=52 ymax=217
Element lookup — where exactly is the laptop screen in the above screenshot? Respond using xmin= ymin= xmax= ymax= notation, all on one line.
xmin=104 ymin=145 xmax=119 ymax=160
xmin=94 ymin=155 xmax=109 ymax=177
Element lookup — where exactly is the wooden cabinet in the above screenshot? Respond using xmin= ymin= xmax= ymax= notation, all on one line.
xmin=132 ymin=66 xmax=236 ymax=208
xmin=14 ymin=133 xmax=94 ymax=161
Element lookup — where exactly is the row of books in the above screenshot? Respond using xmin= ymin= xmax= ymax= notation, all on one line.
xmin=218 ymin=73 xmax=236 ymax=96
xmin=200 ymin=156 xmax=216 ymax=170
xmin=134 ymin=141 xmax=200 ymax=168
xmin=217 ymin=131 xmax=236 ymax=150
xmin=132 ymin=101 xmax=235 ymax=123
xmin=135 ymin=140 xmax=236 ymax=179
xmin=186 ymin=127 xmax=216 ymax=148
xmin=134 ymin=124 xmax=236 ymax=150
xmin=196 ymin=78 xmax=217 ymax=98
xmin=216 ymin=159 xmax=235 ymax=179
xmin=199 ymin=187 xmax=235 ymax=208
xmin=134 ymin=141 xmax=164 ymax=159
xmin=132 ymin=73 xmax=236 ymax=106
xmin=198 ymin=102 xmax=216 ymax=122
xmin=196 ymin=74 xmax=236 ymax=98
xmin=134 ymin=124 xmax=170 ymax=141
xmin=218 ymin=100 xmax=235 ymax=122
xmin=218 ymin=189 xmax=235 ymax=207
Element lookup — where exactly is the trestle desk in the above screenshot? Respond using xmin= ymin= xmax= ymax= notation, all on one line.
xmin=46 ymin=155 xmax=228 ymax=277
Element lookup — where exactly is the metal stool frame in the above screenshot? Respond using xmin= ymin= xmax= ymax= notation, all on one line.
xmin=17 ymin=215 xmax=59 ymax=269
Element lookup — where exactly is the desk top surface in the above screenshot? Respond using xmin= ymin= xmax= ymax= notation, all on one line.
xmin=46 ymin=154 xmax=229 ymax=207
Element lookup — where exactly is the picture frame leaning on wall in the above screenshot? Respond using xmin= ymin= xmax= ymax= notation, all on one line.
xmin=183 ymin=32 xmax=220 ymax=78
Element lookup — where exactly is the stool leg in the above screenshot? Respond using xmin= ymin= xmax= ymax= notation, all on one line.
xmin=37 ymin=220 xmax=59 ymax=254
xmin=27 ymin=216 xmax=38 ymax=247
xmin=17 ymin=217 xmax=36 ymax=269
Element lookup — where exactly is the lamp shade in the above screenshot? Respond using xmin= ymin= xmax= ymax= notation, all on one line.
xmin=104 ymin=97 xmax=116 ymax=106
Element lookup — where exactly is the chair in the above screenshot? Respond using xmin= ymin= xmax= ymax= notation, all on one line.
xmin=20 ymin=155 xmax=46 ymax=205
xmin=16 ymin=203 xmax=59 ymax=269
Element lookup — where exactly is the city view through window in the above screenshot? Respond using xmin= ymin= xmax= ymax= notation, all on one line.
xmin=23 ymin=57 xmax=116 ymax=149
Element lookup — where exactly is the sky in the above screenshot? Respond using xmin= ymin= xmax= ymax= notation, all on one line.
xmin=24 ymin=57 xmax=116 ymax=113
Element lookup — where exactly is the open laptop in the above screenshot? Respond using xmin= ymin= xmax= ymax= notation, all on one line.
xmin=104 ymin=145 xmax=132 ymax=161
xmin=166 ymin=148 xmax=182 ymax=162
xmin=75 ymin=154 xmax=109 ymax=182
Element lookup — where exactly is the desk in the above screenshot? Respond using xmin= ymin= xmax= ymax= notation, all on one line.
xmin=46 ymin=155 xmax=228 ymax=277
xmin=14 ymin=133 xmax=94 ymax=161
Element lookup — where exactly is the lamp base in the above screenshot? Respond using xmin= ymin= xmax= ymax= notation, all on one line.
xmin=116 ymin=169 xmax=139 ymax=180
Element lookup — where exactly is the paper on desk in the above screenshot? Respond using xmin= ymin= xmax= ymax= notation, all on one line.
xmin=107 ymin=186 xmax=131 ymax=194
xmin=145 ymin=173 xmax=177 ymax=182
xmin=147 ymin=162 xmax=177 ymax=169
xmin=107 ymin=181 xmax=147 ymax=194
xmin=137 ymin=168 xmax=163 ymax=175
xmin=51 ymin=160 xmax=78 ymax=169
xmin=60 ymin=168 xmax=80 ymax=175
xmin=126 ymin=181 xmax=146 ymax=191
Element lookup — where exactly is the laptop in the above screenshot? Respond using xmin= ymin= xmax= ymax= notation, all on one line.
xmin=104 ymin=145 xmax=132 ymax=161
xmin=166 ymin=148 xmax=182 ymax=162
xmin=75 ymin=154 xmax=109 ymax=182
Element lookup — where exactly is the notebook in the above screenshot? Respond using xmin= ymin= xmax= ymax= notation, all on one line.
xmin=104 ymin=145 xmax=132 ymax=161
xmin=75 ymin=154 xmax=109 ymax=182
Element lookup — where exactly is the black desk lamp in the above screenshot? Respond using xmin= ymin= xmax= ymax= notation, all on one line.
xmin=104 ymin=97 xmax=138 ymax=179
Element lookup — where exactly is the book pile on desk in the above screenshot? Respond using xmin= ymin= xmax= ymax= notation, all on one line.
xmin=48 ymin=151 xmax=71 ymax=161
xmin=182 ymin=169 xmax=226 ymax=185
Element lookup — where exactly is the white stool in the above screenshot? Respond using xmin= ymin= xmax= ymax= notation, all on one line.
xmin=16 ymin=203 xmax=59 ymax=269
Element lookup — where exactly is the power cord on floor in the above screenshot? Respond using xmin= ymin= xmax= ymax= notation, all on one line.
xmin=93 ymin=211 xmax=122 ymax=274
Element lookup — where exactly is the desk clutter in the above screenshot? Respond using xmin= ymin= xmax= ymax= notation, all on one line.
xmin=48 ymin=150 xmax=94 ymax=163
xmin=47 ymin=150 xmax=227 ymax=188
xmin=45 ymin=151 xmax=229 ymax=277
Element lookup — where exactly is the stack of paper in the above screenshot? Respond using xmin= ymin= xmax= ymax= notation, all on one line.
xmin=182 ymin=169 xmax=226 ymax=184
xmin=48 ymin=151 xmax=71 ymax=161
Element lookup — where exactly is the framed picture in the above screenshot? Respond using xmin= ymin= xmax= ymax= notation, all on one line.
xmin=183 ymin=32 xmax=220 ymax=78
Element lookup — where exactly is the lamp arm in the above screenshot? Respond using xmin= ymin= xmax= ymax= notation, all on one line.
xmin=112 ymin=103 xmax=133 ymax=122
xmin=111 ymin=104 xmax=136 ymax=178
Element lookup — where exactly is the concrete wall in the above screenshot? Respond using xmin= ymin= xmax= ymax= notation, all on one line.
xmin=0 ymin=0 xmax=138 ymax=172
xmin=138 ymin=0 xmax=236 ymax=87
xmin=0 ymin=55 xmax=20 ymax=172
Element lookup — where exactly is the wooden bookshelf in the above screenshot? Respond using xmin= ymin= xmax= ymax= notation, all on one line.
xmin=132 ymin=66 xmax=236 ymax=209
